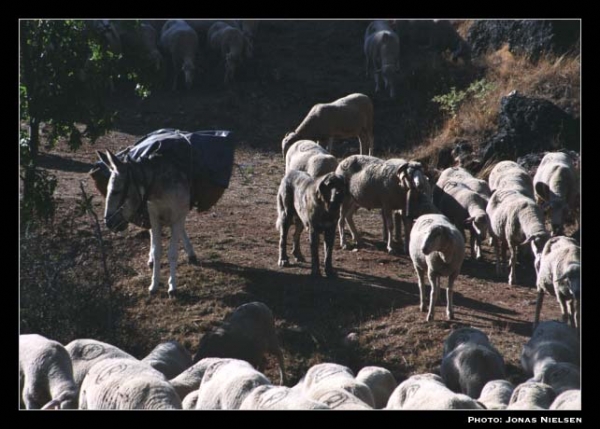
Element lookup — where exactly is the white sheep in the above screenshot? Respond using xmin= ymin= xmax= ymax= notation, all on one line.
xmin=79 ymin=357 xmax=182 ymax=409
xmin=477 ymin=379 xmax=515 ymax=409
xmin=141 ymin=340 xmax=193 ymax=380
xmin=285 ymin=139 xmax=338 ymax=178
xmin=432 ymin=166 xmax=491 ymax=206
xmin=159 ymin=20 xmax=199 ymax=91
xmin=277 ymin=170 xmax=346 ymax=278
xmin=192 ymin=302 xmax=286 ymax=385
xmin=521 ymin=321 xmax=580 ymax=395
xmin=534 ymin=236 xmax=580 ymax=329
xmin=194 ymin=359 xmax=271 ymax=409
xmin=65 ymin=338 xmax=137 ymax=388
xmin=386 ymin=373 xmax=486 ymax=409
xmin=281 ymin=93 xmax=374 ymax=158
xmin=292 ymin=363 xmax=375 ymax=408
xmin=486 ymin=189 xmax=550 ymax=285
xmin=440 ymin=327 xmax=506 ymax=398
xmin=355 ymin=366 xmax=397 ymax=409
xmin=181 ymin=390 xmax=200 ymax=409
xmin=168 ymin=357 xmax=226 ymax=401
xmin=207 ymin=21 xmax=248 ymax=84
xmin=310 ymin=388 xmax=373 ymax=410
xmin=506 ymin=381 xmax=555 ymax=410
xmin=364 ymin=20 xmax=400 ymax=99
xmin=437 ymin=181 xmax=490 ymax=261
xmin=19 ymin=334 xmax=78 ymax=409
xmin=549 ymin=389 xmax=581 ymax=410
xmin=488 ymin=160 xmax=535 ymax=198
xmin=409 ymin=214 xmax=465 ymax=321
xmin=533 ymin=152 xmax=579 ymax=236
xmin=336 ymin=155 xmax=429 ymax=254
xmin=239 ymin=385 xmax=330 ymax=410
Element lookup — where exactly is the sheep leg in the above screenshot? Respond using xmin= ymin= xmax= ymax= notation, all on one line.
xmin=291 ymin=220 xmax=305 ymax=263
xmin=309 ymin=228 xmax=321 ymax=277
xmin=533 ymin=290 xmax=544 ymax=331
xmin=22 ymin=386 xmax=42 ymax=409
xmin=172 ymin=57 xmax=179 ymax=91
xmin=566 ymin=299 xmax=576 ymax=329
xmin=508 ymin=245 xmax=517 ymax=286
xmin=278 ymin=213 xmax=292 ymax=267
xmin=149 ymin=217 xmax=162 ymax=294
xmin=446 ymin=273 xmax=458 ymax=320
xmin=181 ymin=229 xmax=198 ymax=265
xmin=427 ymin=271 xmax=440 ymax=321
xmin=415 ymin=266 xmax=427 ymax=312
xmin=374 ymin=71 xmax=382 ymax=94
xmin=167 ymin=221 xmax=184 ymax=297
xmin=382 ymin=207 xmax=396 ymax=254
xmin=340 ymin=200 xmax=361 ymax=249
xmin=323 ymin=227 xmax=337 ymax=278
xmin=393 ymin=211 xmax=402 ymax=244
xmin=556 ymin=293 xmax=569 ymax=326
xmin=403 ymin=216 xmax=413 ymax=254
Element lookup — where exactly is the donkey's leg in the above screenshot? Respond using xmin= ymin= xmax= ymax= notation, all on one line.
xmin=148 ymin=228 xmax=155 ymax=268
xmin=167 ymin=220 xmax=184 ymax=297
xmin=149 ymin=220 xmax=162 ymax=295
xmin=181 ymin=227 xmax=198 ymax=265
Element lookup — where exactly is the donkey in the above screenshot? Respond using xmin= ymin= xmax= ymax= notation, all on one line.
xmin=97 ymin=150 xmax=195 ymax=297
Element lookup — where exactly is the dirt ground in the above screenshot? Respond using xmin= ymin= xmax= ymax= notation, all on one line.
xmin=26 ymin=20 xmax=570 ymax=389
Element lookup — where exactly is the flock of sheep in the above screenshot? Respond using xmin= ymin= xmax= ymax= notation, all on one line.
xmin=21 ymin=20 xmax=580 ymax=410
xmin=90 ymin=19 xmax=257 ymax=90
xmin=19 ymin=303 xmax=580 ymax=410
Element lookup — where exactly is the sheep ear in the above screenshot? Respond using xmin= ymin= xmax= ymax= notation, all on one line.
xmin=464 ymin=216 xmax=474 ymax=226
xmin=520 ymin=236 xmax=535 ymax=246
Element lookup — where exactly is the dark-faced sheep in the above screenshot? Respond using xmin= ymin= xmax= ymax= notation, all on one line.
xmin=440 ymin=327 xmax=507 ymax=398
xmin=281 ymin=93 xmax=374 ymax=158
xmin=364 ymin=20 xmax=400 ymax=99
xmin=192 ymin=302 xmax=286 ymax=385
xmin=276 ymin=170 xmax=345 ymax=278
xmin=159 ymin=20 xmax=199 ymax=91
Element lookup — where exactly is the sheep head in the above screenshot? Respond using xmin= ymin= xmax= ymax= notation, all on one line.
xmin=465 ymin=213 xmax=489 ymax=240
xmin=281 ymin=132 xmax=300 ymax=159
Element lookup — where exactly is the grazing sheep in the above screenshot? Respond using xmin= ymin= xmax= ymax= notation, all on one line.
xmin=19 ymin=334 xmax=78 ymax=409
xmin=276 ymin=170 xmax=345 ymax=278
xmin=486 ymin=189 xmax=550 ymax=285
xmin=364 ymin=20 xmax=400 ymax=99
xmin=336 ymin=155 xmax=428 ymax=254
xmin=409 ymin=214 xmax=465 ymax=321
xmin=549 ymin=389 xmax=581 ymax=410
xmin=65 ymin=338 xmax=136 ymax=388
xmin=477 ymin=380 xmax=515 ymax=409
xmin=521 ymin=321 xmax=580 ymax=394
xmin=293 ymin=363 xmax=375 ymax=408
xmin=440 ymin=327 xmax=506 ymax=398
xmin=488 ymin=160 xmax=535 ymax=198
xmin=239 ymin=385 xmax=330 ymax=410
xmin=169 ymin=357 xmax=226 ymax=400
xmin=281 ymin=93 xmax=374 ymax=158
xmin=141 ymin=340 xmax=193 ymax=380
xmin=194 ymin=359 xmax=271 ymax=409
xmin=355 ymin=366 xmax=397 ymax=409
xmin=79 ymin=358 xmax=182 ymax=409
xmin=386 ymin=373 xmax=486 ymax=410
xmin=117 ymin=21 xmax=163 ymax=72
xmin=159 ymin=20 xmax=199 ymax=90
xmin=285 ymin=140 xmax=338 ymax=178
xmin=207 ymin=21 xmax=248 ymax=84
xmin=506 ymin=381 xmax=555 ymax=410
xmin=534 ymin=236 xmax=580 ymax=329
xmin=433 ymin=166 xmax=491 ymax=207
xmin=438 ymin=181 xmax=490 ymax=261
xmin=193 ymin=302 xmax=286 ymax=385
xmin=533 ymin=152 xmax=579 ymax=236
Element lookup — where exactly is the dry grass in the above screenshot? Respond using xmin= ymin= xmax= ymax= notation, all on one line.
xmin=402 ymin=46 xmax=580 ymax=169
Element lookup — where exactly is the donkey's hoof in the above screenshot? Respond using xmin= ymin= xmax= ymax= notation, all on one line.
xmin=278 ymin=259 xmax=290 ymax=268
xmin=325 ymin=269 xmax=337 ymax=279
xmin=188 ymin=255 xmax=199 ymax=265
xmin=149 ymin=289 xmax=158 ymax=296
xmin=168 ymin=290 xmax=177 ymax=299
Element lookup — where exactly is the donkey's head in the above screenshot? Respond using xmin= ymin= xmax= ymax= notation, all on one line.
xmin=97 ymin=150 xmax=144 ymax=232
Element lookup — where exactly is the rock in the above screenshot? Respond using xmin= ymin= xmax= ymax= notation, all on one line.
xmin=467 ymin=20 xmax=580 ymax=61
xmin=480 ymin=92 xmax=579 ymax=164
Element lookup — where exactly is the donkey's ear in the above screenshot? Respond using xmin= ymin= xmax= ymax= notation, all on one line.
xmin=99 ymin=150 xmax=124 ymax=173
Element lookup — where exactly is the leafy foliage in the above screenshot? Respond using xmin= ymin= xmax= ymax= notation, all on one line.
xmin=432 ymin=78 xmax=497 ymax=117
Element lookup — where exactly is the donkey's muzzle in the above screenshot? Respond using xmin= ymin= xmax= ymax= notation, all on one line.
xmin=105 ymin=215 xmax=128 ymax=232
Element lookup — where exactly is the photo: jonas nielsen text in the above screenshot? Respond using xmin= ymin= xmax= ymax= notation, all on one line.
xmin=467 ymin=417 xmax=582 ymax=424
